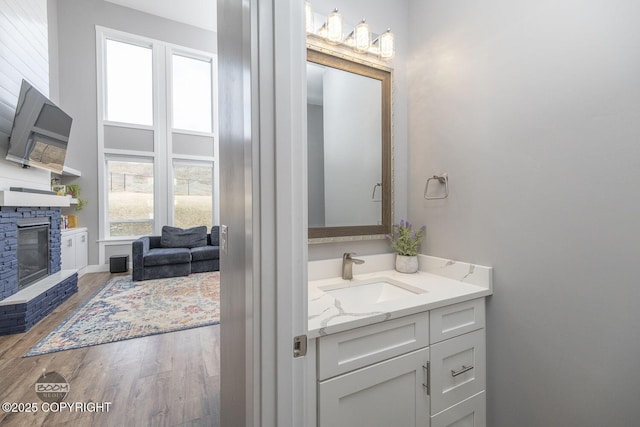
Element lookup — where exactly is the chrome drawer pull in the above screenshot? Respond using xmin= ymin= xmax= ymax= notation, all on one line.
xmin=451 ymin=365 xmax=474 ymax=377
xmin=422 ymin=363 xmax=430 ymax=395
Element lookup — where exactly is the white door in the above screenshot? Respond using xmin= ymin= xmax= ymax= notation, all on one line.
xmin=319 ymin=348 xmax=430 ymax=427
xmin=60 ymin=235 xmax=75 ymax=270
xmin=76 ymin=232 xmax=88 ymax=270
xmin=218 ymin=1 xmax=307 ymax=426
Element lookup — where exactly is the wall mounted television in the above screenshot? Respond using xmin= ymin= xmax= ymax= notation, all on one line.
xmin=6 ymin=79 xmax=72 ymax=175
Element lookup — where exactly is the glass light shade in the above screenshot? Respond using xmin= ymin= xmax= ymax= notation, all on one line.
xmin=354 ymin=19 xmax=370 ymax=53
xmin=305 ymin=2 xmax=314 ymax=33
xmin=379 ymin=29 xmax=395 ymax=60
xmin=326 ymin=9 xmax=343 ymax=44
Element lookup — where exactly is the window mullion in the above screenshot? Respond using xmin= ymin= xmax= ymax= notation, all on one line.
xmin=153 ymin=42 xmax=168 ymax=234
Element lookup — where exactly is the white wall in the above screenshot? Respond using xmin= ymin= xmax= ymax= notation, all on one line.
xmin=0 ymin=0 xmax=52 ymax=191
xmin=407 ymin=0 xmax=640 ymax=425
xmin=54 ymin=0 xmax=216 ymax=265
xmin=308 ymin=0 xmax=409 ymax=260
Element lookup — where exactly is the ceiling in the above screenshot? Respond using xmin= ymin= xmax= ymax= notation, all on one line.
xmin=105 ymin=0 xmax=217 ymax=32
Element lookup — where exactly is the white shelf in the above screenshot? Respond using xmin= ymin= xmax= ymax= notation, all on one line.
xmin=59 ymin=166 xmax=82 ymax=177
xmin=0 ymin=191 xmax=71 ymax=207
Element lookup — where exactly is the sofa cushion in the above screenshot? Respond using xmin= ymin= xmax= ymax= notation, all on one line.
xmin=210 ymin=226 xmax=220 ymax=246
xmin=161 ymin=225 xmax=207 ymax=248
xmin=143 ymin=248 xmax=191 ymax=267
xmin=190 ymin=245 xmax=219 ymax=262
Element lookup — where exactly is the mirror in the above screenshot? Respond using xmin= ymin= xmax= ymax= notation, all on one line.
xmin=307 ymin=48 xmax=392 ymax=240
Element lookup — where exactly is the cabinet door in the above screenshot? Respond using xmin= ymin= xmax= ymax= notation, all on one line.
xmin=319 ymin=347 xmax=430 ymax=427
xmin=60 ymin=235 xmax=75 ymax=270
xmin=75 ymin=232 xmax=88 ymax=269
xmin=430 ymin=329 xmax=485 ymax=415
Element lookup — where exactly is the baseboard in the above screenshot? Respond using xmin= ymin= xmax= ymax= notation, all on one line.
xmin=84 ymin=263 xmax=133 ymax=274
xmin=85 ymin=264 xmax=111 ymax=274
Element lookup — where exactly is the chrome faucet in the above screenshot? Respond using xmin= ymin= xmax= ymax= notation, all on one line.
xmin=342 ymin=252 xmax=365 ymax=280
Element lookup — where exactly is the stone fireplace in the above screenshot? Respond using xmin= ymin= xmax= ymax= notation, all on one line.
xmin=0 ymin=204 xmax=78 ymax=335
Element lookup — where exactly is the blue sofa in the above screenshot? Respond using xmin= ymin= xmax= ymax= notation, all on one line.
xmin=132 ymin=226 xmax=220 ymax=281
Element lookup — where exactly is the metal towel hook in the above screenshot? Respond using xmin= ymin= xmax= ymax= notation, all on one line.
xmin=424 ymin=173 xmax=449 ymax=200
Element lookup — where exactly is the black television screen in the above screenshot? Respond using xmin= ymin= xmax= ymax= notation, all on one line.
xmin=6 ymin=79 xmax=72 ymax=174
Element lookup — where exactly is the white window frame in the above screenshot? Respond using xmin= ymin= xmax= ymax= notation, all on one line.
xmin=96 ymin=26 xmax=218 ymax=264
xmin=170 ymin=158 xmax=215 ymax=228
xmin=104 ymin=154 xmax=155 ymax=239
xmin=168 ymin=49 xmax=216 ymax=136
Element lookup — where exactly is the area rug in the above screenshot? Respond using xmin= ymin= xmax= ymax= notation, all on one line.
xmin=24 ymin=271 xmax=220 ymax=357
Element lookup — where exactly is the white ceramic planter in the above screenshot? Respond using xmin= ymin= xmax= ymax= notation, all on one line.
xmin=395 ymin=255 xmax=419 ymax=274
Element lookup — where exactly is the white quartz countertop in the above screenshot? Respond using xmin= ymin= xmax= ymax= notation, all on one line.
xmin=308 ymin=254 xmax=493 ymax=338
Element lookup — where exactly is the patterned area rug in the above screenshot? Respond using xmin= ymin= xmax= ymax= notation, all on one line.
xmin=24 ymin=272 xmax=220 ymax=357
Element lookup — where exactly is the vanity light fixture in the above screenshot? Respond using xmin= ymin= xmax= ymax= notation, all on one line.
xmin=326 ymin=8 xmax=343 ymax=44
xmin=306 ymin=3 xmax=395 ymax=60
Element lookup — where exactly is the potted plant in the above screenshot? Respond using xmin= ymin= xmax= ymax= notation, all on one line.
xmin=65 ymin=184 xmax=88 ymax=211
xmin=386 ymin=220 xmax=426 ymax=273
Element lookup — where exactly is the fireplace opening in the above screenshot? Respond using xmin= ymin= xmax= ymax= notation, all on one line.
xmin=17 ymin=218 xmax=51 ymax=290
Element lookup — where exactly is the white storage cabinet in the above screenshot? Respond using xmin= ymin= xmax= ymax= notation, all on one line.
xmin=61 ymin=227 xmax=88 ymax=274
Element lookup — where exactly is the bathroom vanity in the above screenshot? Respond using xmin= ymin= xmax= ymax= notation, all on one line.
xmin=306 ymin=254 xmax=493 ymax=426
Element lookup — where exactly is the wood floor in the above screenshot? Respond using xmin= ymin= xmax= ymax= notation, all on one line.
xmin=0 ymin=272 xmax=220 ymax=427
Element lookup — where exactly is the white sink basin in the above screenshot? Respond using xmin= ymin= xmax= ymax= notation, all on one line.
xmin=319 ymin=277 xmax=426 ymax=310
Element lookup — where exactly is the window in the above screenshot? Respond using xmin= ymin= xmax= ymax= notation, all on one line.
xmin=97 ymin=28 xmax=217 ymax=246
xmin=173 ymin=161 xmax=214 ymax=229
xmin=105 ymin=39 xmax=153 ymax=126
xmin=172 ymin=54 xmax=213 ymax=133
xmin=107 ymin=158 xmax=154 ymax=237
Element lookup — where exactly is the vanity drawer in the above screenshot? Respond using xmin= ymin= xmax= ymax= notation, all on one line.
xmin=430 ymin=298 xmax=485 ymax=344
xmin=317 ymin=312 xmax=429 ymax=380
xmin=431 ymin=391 xmax=486 ymax=427
xmin=430 ymin=329 xmax=486 ymax=415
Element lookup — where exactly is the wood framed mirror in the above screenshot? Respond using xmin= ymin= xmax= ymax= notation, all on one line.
xmin=307 ymin=48 xmax=392 ymax=240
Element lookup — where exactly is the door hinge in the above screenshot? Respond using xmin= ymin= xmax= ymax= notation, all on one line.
xmin=293 ymin=335 xmax=307 ymax=358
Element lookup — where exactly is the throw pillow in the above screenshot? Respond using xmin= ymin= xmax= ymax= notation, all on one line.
xmin=161 ymin=225 xmax=207 ymax=248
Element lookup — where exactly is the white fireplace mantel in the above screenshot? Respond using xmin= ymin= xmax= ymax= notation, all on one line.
xmin=0 ymin=191 xmax=71 ymax=208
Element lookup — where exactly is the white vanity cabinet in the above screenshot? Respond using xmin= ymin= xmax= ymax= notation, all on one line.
xmin=312 ymin=298 xmax=487 ymax=427
xmin=61 ymin=227 xmax=88 ymax=274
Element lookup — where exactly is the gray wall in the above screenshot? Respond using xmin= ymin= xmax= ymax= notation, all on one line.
xmin=308 ymin=0 xmax=409 ymax=260
xmin=407 ymin=0 xmax=640 ymax=425
xmin=55 ymin=0 xmax=216 ymax=265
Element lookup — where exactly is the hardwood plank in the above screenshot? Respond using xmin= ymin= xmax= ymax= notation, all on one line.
xmin=0 ymin=272 xmax=220 ymax=427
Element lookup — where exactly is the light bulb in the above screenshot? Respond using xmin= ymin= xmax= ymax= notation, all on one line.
xmin=354 ymin=19 xmax=370 ymax=53
xmin=379 ymin=29 xmax=395 ymax=60
xmin=326 ymin=8 xmax=343 ymax=44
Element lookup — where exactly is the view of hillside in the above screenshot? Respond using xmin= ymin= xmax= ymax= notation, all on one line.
xmin=108 ymin=162 xmax=213 ymax=236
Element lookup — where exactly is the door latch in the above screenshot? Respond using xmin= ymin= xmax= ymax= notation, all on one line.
xmin=293 ymin=335 xmax=307 ymax=358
